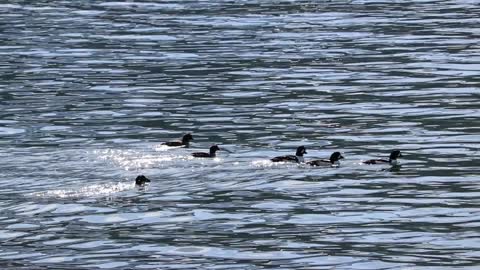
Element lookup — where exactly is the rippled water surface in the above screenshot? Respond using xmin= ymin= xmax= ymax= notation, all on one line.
xmin=1 ymin=0 xmax=480 ymax=269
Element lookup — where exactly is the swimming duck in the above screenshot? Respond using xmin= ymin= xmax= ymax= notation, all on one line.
xmin=192 ymin=145 xmax=220 ymax=158
xmin=162 ymin=133 xmax=193 ymax=148
xmin=306 ymin=152 xmax=344 ymax=166
xmin=363 ymin=150 xmax=402 ymax=165
xmin=271 ymin=146 xmax=307 ymax=163
xmin=135 ymin=175 xmax=151 ymax=186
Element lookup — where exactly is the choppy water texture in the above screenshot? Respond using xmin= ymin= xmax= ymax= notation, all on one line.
xmin=1 ymin=0 xmax=480 ymax=269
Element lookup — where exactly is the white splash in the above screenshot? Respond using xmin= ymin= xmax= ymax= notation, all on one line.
xmin=29 ymin=182 xmax=135 ymax=199
xmin=252 ymin=160 xmax=274 ymax=168
xmin=93 ymin=148 xmax=181 ymax=170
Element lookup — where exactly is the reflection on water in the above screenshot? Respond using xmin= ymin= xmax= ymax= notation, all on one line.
xmin=29 ymin=182 xmax=136 ymax=199
xmin=1 ymin=0 xmax=480 ymax=269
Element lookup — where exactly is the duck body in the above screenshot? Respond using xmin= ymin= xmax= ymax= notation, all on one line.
xmin=306 ymin=159 xmax=333 ymax=166
xmin=162 ymin=133 xmax=193 ymax=148
xmin=135 ymin=175 xmax=151 ymax=186
xmin=271 ymin=146 xmax=306 ymax=164
xmin=363 ymin=150 xmax=402 ymax=165
xmin=192 ymin=145 xmax=220 ymax=158
xmin=363 ymin=159 xmax=389 ymax=165
xmin=271 ymin=155 xmax=302 ymax=163
xmin=307 ymin=152 xmax=344 ymax=167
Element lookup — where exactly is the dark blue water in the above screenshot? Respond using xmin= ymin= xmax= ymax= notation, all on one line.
xmin=1 ymin=1 xmax=480 ymax=269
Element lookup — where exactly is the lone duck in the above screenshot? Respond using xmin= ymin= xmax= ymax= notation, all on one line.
xmin=162 ymin=133 xmax=193 ymax=148
xmin=192 ymin=145 xmax=220 ymax=158
xmin=306 ymin=152 xmax=344 ymax=167
xmin=271 ymin=146 xmax=307 ymax=163
xmin=135 ymin=175 xmax=151 ymax=186
xmin=363 ymin=150 xmax=402 ymax=165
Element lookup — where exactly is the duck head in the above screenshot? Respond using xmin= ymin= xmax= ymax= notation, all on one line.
xmin=135 ymin=175 xmax=151 ymax=186
xmin=210 ymin=145 xmax=220 ymax=154
xmin=296 ymin=146 xmax=307 ymax=156
xmin=389 ymin=150 xmax=402 ymax=161
xmin=330 ymin=152 xmax=344 ymax=164
xmin=182 ymin=133 xmax=193 ymax=143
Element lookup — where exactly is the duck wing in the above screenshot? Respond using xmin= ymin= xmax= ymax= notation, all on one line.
xmin=363 ymin=159 xmax=389 ymax=165
xmin=271 ymin=155 xmax=298 ymax=163
xmin=163 ymin=141 xmax=183 ymax=147
xmin=306 ymin=159 xmax=330 ymax=166
xmin=192 ymin=152 xmax=211 ymax=158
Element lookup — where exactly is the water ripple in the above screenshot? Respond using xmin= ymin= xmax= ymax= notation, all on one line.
xmin=1 ymin=0 xmax=480 ymax=269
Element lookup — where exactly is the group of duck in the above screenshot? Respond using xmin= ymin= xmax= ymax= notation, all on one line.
xmin=134 ymin=133 xmax=403 ymax=186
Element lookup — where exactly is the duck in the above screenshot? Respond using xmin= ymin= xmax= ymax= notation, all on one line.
xmin=363 ymin=150 xmax=402 ymax=165
xmin=271 ymin=146 xmax=307 ymax=163
xmin=192 ymin=145 xmax=220 ymax=158
xmin=162 ymin=133 xmax=193 ymax=148
xmin=135 ymin=175 xmax=151 ymax=186
xmin=306 ymin=152 xmax=344 ymax=167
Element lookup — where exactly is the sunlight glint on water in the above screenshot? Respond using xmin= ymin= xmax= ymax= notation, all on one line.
xmin=0 ymin=0 xmax=480 ymax=269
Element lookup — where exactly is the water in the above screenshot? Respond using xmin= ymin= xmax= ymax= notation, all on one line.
xmin=1 ymin=0 xmax=480 ymax=269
